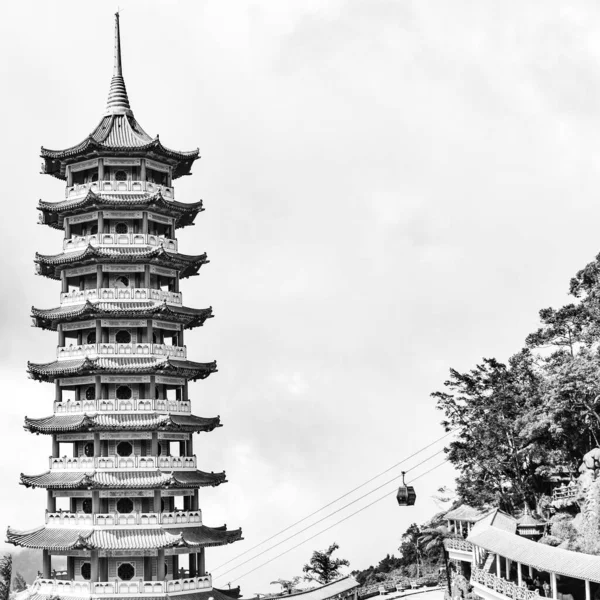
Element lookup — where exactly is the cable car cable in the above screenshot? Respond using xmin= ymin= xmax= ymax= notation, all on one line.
xmin=218 ymin=459 xmax=448 ymax=586
xmin=213 ymin=448 xmax=448 ymax=581
xmin=213 ymin=428 xmax=456 ymax=572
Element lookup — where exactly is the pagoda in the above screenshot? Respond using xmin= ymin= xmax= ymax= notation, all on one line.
xmin=7 ymin=14 xmax=242 ymax=598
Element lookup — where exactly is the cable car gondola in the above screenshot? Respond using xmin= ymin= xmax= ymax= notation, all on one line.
xmin=396 ymin=471 xmax=416 ymax=506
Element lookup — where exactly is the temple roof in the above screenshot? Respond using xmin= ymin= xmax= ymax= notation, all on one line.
xmin=32 ymin=301 xmax=213 ymax=331
xmin=6 ymin=523 xmax=242 ymax=551
xmin=27 ymin=357 xmax=217 ymax=383
xmin=35 ymin=245 xmax=208 ymax=280
xmin=444 ymin=504 xmax=490 ymax=523
xmin=38 ymin=191 xmax=204 ymax=230
xmin=20 ymin=469 xmax=226 ymax=490
xmin=24 ymin=413 xmax=221 ymax=434
xmin=40 ymin=15 xmax=199 ymax=181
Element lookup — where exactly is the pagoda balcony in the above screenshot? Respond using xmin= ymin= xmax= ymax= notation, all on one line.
xmin=64 ymin=233 xmax=178 ymax=253
xmin=54 ymin=399 xmax=191 ymax=415
xmin=49 ymin=455 xmax=198 ymax=471
xmin=64 ymin=180 xmax=175 ymax=200
xmin=33 ymin=575 xmax=211 ymax=598
xmin=443 ymin=537 xmax=473 ymax=562
xmin=46 ymin=509 xmax=202 ymax=528
xmin=552 ymin=483 xmax=578 ymax=501
xmin=60 ymin=287 xmax=183 ymax=306
xmin=471 ymin=568 xmax=541 ymax=600
xmin=56 ymin=343 xmax=187 ymax=361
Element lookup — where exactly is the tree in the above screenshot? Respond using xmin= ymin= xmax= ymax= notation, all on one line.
xmin=397 ymin=523 xmax=420 ymax=567
xmin=270 ymin=578 xmax=301 ymax=595
xmin=525 ymin=305 xmax=588 ymax=356
xmin=12 ymin=573 xmax=26 ymax=593
xmin=0 ymin=555 xmax=12 ymax=600
xmin=302 ymin=543 xmax=349 ymax=584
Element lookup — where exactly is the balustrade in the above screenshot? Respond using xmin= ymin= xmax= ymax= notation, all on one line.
xmin=552 ymin=484 xmax=577 ymax=501
xmin=46 ymin=510 xmax=202 ymax=527
xmin=443 ymin=537 xmax=473 ymax=553
xmin=34 ymin=575 xmax=211 ymax=597
xmin=54 ymin=399 xmax=191 ymax=415
xmin=49 ymin=455 xmax=197 ymax=471
xmin=64 ymin=233 xmax=177 ymax=252
xmin=64 ymin=180 xmax=174 ymax=200
xmin=471 ymin=567 xmax=541 ymax=600
xmin=60 ymin=288 xmax=182 ymax=306
xmin=57 ymin=343 xmax=186 ymax=360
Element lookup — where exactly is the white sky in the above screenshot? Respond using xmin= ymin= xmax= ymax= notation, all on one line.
xmin=1 ymin=0 xmax=600 ymax=593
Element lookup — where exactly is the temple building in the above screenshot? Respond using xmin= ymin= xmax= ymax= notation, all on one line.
xmin=7 ymin=14 xmax=242 ymax=598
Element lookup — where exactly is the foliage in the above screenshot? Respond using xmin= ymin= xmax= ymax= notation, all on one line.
xmin=270 ymin=577 xmax=301 ymax=595
xmin=0 ymin=555 xmax=12 ymax=600
xmin=302 ymin=543 xmax=349 ymax=584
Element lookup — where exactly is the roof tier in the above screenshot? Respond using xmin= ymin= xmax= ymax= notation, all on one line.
xmin=24 ymin=413 xmax=221 ymax=434
xmin=7 ymin=524 xmax=242 ymax=551
xmin=35 ymin=246 xmax=208 ymax=280
xmin=20 ymin=470 xmax=226 ymax=490
xmin=28 ymin=357 xmax=217 ymax=383
xmin=38 ymin=191 xmax=204 ymax=230
xmin=32 ymin=301 xmax=212 ymax=331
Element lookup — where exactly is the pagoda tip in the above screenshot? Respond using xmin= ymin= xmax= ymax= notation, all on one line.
xmin=105 ymin=11 xmax=131 ymax=115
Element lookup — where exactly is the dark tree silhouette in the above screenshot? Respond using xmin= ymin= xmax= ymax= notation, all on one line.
xmin=303 ymin=543 xmax=349 ymax=584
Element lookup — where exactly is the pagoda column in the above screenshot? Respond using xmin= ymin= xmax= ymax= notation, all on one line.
xmin=140 ymin=159 xmax=147 ymax=182
xmin=54 ymin=381 xmax=61 ymax=403
xmin=157 ymin=549 xmax=165 ymax=580
xmin=95 ymin=376 xmax=102 ymax=400
xmin=61 ymin=270 xmax=68 ymax=293
xmin=98 ymin=211 xmax=104 ymax=234
xmin=189 ymin=554 xmax=197 ymax=577
xmin=51 ymin=435 xmax=59 ymax=457
xmin=47 ymin=490 xmax=56 ymax=513
xmin=91 ymin=550 xmax=99 ymax=582
xmin=98 ymin=158 xmax=104 ymax=182
xmin=58 ymin=324 xmax=65 ymax=346
xmin=142 ymin=210 xmax=148 ymax=233
xmin=66 ymin=556 xmax=74 ymax=580
xmin=144 ymin=265 xmax=151 ymax=288
xmin=198 ymin=549 xmax=206 ymax=575
xmin=96 ymin=319 xmax=102 ymax=344
xmin=42 ymin=549 xmax=51 ymax=578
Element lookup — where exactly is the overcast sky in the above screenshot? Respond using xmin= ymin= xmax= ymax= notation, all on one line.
xmin=2 ymin=0 xmax=600 ymax=593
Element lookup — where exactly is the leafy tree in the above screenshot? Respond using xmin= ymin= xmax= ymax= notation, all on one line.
xmin=397 ymin=523 xmax=420 ymax=567
xmin=377 ymin=555 xmax=402 ymax=574
xmin=303 ymin=543 xmax=349 ymax=584
xmin=270 ymin=578 xmax=301 ymax=595
xmin=0 ymin=555 xmax=12 ymax=600
xmin=525 ymin=305 xmax=588 ymax=356
xmin=12 ymin=572 xmax=26 ymax=593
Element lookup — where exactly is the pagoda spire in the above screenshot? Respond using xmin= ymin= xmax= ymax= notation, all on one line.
xmin=105 ymin=11 xmax=132 ymax=115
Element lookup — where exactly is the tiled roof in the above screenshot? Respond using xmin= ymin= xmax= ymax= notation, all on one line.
xmin=38 ymin=191 xmax=204 ymax=230
xmin=35 ymin=245 xmax=207 ymax=280
xmin=21 ymin=469 xmax=226 ymax=490
xmin=31 ymin=301 xmax=213 ymax=331
xmin=444 ymin=504 xmax=489 ymax=522
xmin=270 ymin=577 xmax=360 ymax=600
xmin=24 ymin=413 xmax=221 ymax=434
xmin=470 ymin=508 xmax=517 ymax=535
xmin=468 ymin=525 xmax=600 ymax=583
xmin=7 ymin=524 xmax=241 ymax=550
xmin=27 ymin=357 xmax=217 ymax=382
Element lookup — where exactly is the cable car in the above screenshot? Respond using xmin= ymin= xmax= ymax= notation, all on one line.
xmin=396 ymin=471 xmax=416 ymax=506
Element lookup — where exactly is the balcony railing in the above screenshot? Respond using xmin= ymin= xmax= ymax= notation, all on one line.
xmin=64 ymin=180 xmax=174 ymax=200
xmin=60 ymin=288 xmax=182 ymax=306
xmin=46 ymin=510 xmax=202 ymax=528
xmin=57 ymin=343 xmax=186 ymax=361
xmin=471 ymin=568 xmax=541 ymax=600
xmin=33 ymin=575 xmax=211 ymax=598
xmin=444 ymin=537 xmax=473 ymax=553
xmin=64 ymin=233 xmax=177 ymax=253
xmin=552 ymin=484 xmax=578 ymax=501
xmin=54 ymin=399 xmax=191 ymax=415
xmin=49 ymin=455 xmax=197 ymax=471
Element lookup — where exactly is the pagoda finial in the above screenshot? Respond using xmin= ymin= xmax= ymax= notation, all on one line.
xmin=105 ymin=11 xmax=132 ymax=115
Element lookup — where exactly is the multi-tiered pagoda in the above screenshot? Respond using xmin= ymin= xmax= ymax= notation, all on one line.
xmin=7 ymin=14 xmax=242 ymax=598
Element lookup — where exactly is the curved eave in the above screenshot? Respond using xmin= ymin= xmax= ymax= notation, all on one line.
xmin=31 ymin=301 xmax=213 ymax=331
xmin=41 ymin=138 xmax=199 ymax=181
xmin=27 ymin=357 xmax=217 ymax=383
xmin=20 ymin=469 xmax=227 ymax=490
xmin=35 ymin=245 xmax=208 ymax=280
xmin=6 ymin=524 xmax=241 ymax=551
xmin=38 ymin=190 xmax=204 ymax=230
xmin=24 ymin=413 xmax=222 ymax=434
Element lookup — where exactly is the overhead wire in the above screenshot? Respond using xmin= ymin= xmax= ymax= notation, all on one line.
xmin=213 ymin=428 xmax=456 ymax=573
xmin=216 ymin=459 xmax=449 ymax=586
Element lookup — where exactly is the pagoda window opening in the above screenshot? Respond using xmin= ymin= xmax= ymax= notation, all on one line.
xmin=115 ymin=222 xmax=128 ymax=234
xmin=86 ymin=331 xmax=96 ymax=345
xmin=83 ymin=442 xmax=94 ymax=457
xmin=82 ymin=498 xmax=92 ymax=514
xmin=114 ymin=170 xmax=128 ymax=182
xmin=116 ymin=498 xmax=134 ymax=514
xmin=115 ymin=330 xmax=131 ymax=344
xmin=81 ymin=562 xmax=91 ymax=581
xmin=117 ymin=562 xmax=135 ymax=581
xmin=116 ymin=441 xmax=133 ymax=457
xmin=148 ymin=168 xmax=167 ymax=186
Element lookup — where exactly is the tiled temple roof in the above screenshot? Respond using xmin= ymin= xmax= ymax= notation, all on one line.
xmin=24 ymin=413 xmax=221 ymax=434
xmin=35 ymin=245 xmax=208 ymax=280
xmin=27 ymin=357 xmax=217 ymax=382
xmin=38 ymin=191 xmax=204 ymax=230
xmin=20 ymin=469 xmax=226 ymax=490
xmin=31 ymin=301 xmax=212 ymax=331
xmin=7 ymin=524 xmax=242 ymax=550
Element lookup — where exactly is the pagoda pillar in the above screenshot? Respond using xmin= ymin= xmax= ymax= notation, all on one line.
xmin=64 ymin=216 xmax=71 ymax=238
xmin=173 ymin=274 xmax=180 ymax=293
xmin=98 ymin=158 xmax=104 ymax=182
xmin=187 ymin=435 xmax=194 ymax=456
xmin=179 ymin=325 xmax=184 ymax=346
xmin=192 ymin=490 xmax=199 ymax=511
xmin=66 ymin=556 xmax=74 ymax=580
xmin=96 ymin=265 xmax=103 ymax=290
xmin=188 ymin=554 xmax=197 ymax=577
xmin=92 ymin=491 xmax=100 ymax=514
xmin=95 ymin=376 xmax=102 ymax=400
xmin=98 ymin=211 xmax=104 ymax=234
xmin=93 ymin=432 xmax=101 ymax=456
xmin=183 ymin=381 xmax=189 ymax=402
xmin=47 ymin=490 xmax=56 ymax=513
xmin=58 ymin=324 xmax=65 ymax=346
xmin=147 ymin=319 xmax=153 ymax=344
xmin=157 ymin=549 xmax=166 ymax=580
xmin=144 ymin=265 xmax=151 ymax=288
xmin=51 ymin=435 xmax=59 ymax=457
xmin=91 ymin=550 xmax=99 ymax=582
xmin=142 ymin=210 xmax=148 ymax=233
xmin=198 ymin=548 xmax=205 ymax=576
xmin=140 ymin=159 xmax=147 ymax=182
xmin=42 ymin=549 xmax=51 ymax=578
xmin=173 ymin=555 xmax=179 ymax=579
xmin=54 ymin=381 xmax=61 ymax=403
xmin=66 ymin=167 xmax=73 ymax=187
xmin=154 ymin=489 xmax=162 ymax=513
xmin=61 ymin=270 xmax=68 ymax=293
xmin=95 ymin=319 xmax=102 ymax=345
xmin=144 ymin=556 xmax=152 ymax=580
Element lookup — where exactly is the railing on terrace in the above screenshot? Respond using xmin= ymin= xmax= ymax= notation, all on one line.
xmin=471 ymin=568 xmax=541 ymax=600
xmin=46 ymin=510 xmax=202 ymax=528
xmin=64 ymin=233 xmax=177 ymax=253
xmin=54 ymin=399 xmax=191 ymax=415
xmin=57 ymin=343 xmax=186 ymax=361
xmin=64 ymin=180 xmax=174 ymax=200
xmin=49 ymin=455 xmax=197 ymax=471
xmin=444 ymin=537 xmax=473 ymax=553
xmin=60 ymin=288 xmax=182 ymax=306
xmin=33 ymin=575 xmax=211 ymax=597
xmin=552 ymin=484 xmax=578 ymax=501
